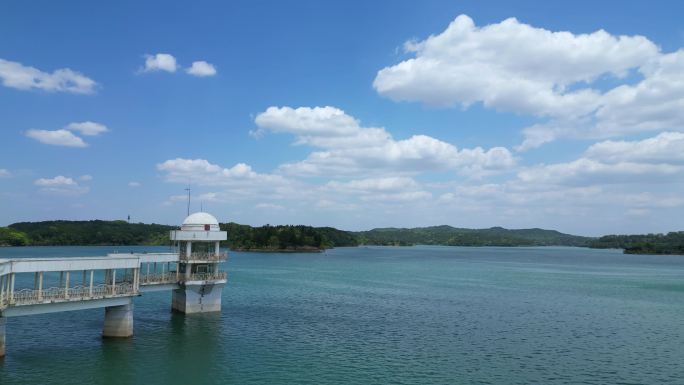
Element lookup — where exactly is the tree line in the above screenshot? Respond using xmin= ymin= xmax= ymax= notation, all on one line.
xmin=3 ymin=220 xmax=684 ymax=255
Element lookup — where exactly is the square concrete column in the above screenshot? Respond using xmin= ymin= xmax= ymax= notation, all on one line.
xmin=102 ymin=300 xmax=133 ymax=338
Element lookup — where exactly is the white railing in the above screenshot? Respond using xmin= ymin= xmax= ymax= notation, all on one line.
xmin=185 ymin=271 xmax=227 ymax=282
xmin=139 ymin=272 xmax=178 ymax=285
xmin=2 ymin=283 xmax=137 ymax=307
xmin=180 ymin=252 xmax=228 ymax=262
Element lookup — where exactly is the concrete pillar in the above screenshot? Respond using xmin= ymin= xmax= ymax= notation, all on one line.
xmin=0 ymin=316 xmax=5 ymax=357
xmin=215 ymin=241 xmax=220 ymax=256
xmin=172 ymin=283 xmax=224 ymax=313
xmin=102 ymin=300 xmax=133 ymax=338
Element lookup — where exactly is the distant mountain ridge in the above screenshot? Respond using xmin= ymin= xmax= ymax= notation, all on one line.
xmin=354 ymin=225 xmax=592 ymax=247
xmin=6 ymin=220 xmax=684 ymax=254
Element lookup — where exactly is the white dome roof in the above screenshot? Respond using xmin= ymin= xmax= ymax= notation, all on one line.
xmin=182 ymin=212 xmax=219 ymax=226
xmin=180 ymin=212 xmax=220 ymax=231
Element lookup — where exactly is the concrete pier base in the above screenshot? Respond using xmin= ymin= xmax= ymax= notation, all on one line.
xmin=102 ymin=301 xmax=133 ymax=338
xmin=172 ymin=283 xmax=223 ymax=313
xmin=0 ymin=317 xmax=5 ymax=357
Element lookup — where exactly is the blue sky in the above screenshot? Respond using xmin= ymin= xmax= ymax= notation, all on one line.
xmin=1 ymin=0 xmax=683 ymax=235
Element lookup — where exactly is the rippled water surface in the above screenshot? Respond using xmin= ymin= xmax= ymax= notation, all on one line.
xmin=2 ymin=245 xmax=684 ymax=384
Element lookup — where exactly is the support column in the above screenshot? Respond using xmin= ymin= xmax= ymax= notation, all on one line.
xmin=186 ymin=241 xmax=192 ymax=258
xmin=0 ymin=316 xmax=5 ymax=358
xmin=102 ymin=300 xmax=133 ymax=338
xmin=89 ymin=270 xmax=94 ymax=297
xmin=215 ymin=241 xmax=220 ymax=256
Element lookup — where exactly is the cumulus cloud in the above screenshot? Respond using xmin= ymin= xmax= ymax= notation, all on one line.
xmin=141 ymin=53 xmax=177 ymax=73
xmin=374 ymin=15 xmax=656 ymax=116
xmin=255 ymin=106 xmax=515 ymax=177
xmin=186 ymin=61 xmax=217 ymax=77
xmin=128 ymin=181 xmax=141 ymax=187
xmin=25 ymin=121 xmax=108 ymax=147
xmin=373 ymin=15 xmax=684 ymax=150
xmin=25 ymin=129 xmax=87 ymax=147
xmin=34 ymin=175 xmax=89 ymax=195
xmin=0 ymin=169 xmax=10 ymax=178
xmin=79 ymin=175 xmax=93 ymax=181
xmin=0 ymin=58 xmax=97 ymax=94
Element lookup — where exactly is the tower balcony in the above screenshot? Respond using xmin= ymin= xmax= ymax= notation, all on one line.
xmin=183 ymin=271 xmax=227 ymax=283
xmin=179 ymin=252 xmax=228 ymax=263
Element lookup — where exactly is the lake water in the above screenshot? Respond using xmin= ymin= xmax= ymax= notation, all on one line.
xmin=1 ymin=245 xmax=684 ymax=384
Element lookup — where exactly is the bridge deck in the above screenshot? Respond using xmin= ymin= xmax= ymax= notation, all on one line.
xmin=0 ymin=253 xmax=227 ymax=316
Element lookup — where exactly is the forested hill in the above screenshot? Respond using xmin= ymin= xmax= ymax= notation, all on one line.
xmin=354 ymin=225 xmax=592 ymax=247
xmin=0 ymin=220 xmax=359 ymax=250
xmin=5 ymin=220 xmax=175 ymax=246
xmin=589 ymin=232 xmax=684 ymax=255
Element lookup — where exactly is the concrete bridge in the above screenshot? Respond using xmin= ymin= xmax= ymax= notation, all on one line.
xmin=0 ymin=212 xmax=228 ymax=357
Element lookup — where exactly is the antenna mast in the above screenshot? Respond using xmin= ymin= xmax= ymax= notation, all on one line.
xmin=185 ymin=186 xmax=191 ymax=216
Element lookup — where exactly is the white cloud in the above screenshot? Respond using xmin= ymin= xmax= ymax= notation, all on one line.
xmin=157 ymin=158 xmax=297 ymax=200
xmin=255 ymin=106 xmax=515 ymax=177
xmin=79 ymin=175 xmax=93 ymax=181
xmin=141 ymin=53 xmax=177 ymax=73
xmin=128 ymin=181 xmax=141 ymax=187
xmin=373 ymin=15 xmax=657 ymax=117
xmin=24 ymin=121 xmax=108 ymax=147
xmin=372 ymin=15 xmax=684 ymax=150
xmin=0 ymin=58 xmax=97 ymax=94
xmin=518 ymin=159 xmax=682 ymax=186
xmin=35 ymin=175 xmax=77 ymax=187
xmin=25 ymin=129 xmax=87 ymax=147
xmin=0 ymin=169 xmax=10 ymax=178
xmin=516 ymin=131 xmax=684 ymax=186
xmin=584 ymin=132 xmax=684 ymax=164
xmin=325 ymin=177 xmax=418 ymax=192
xmin=34 ymin=175 xmax=89 ymax=195
xmin=186 ymin=61 xmax=217 ymax=77
xmin=66 ymin=121 xmax=108 ymax=136
xmin=594 ymin=50 xmax=684 ymax=136
xmin=255 ymin=203 xmax=285 ymax=210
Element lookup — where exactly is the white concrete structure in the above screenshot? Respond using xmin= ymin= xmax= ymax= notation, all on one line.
xmin=0 ymin=212 xmax=228 ymax=356
xmin=170 ymin=212 xmax=227 ymax=313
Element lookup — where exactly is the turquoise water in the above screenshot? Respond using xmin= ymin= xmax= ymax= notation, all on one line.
xmin=1 ymin=245 xmax=684 ymax=384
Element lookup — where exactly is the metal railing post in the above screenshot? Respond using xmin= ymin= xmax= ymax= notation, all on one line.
xmin=9 ymin=273 xmax=15 ymax=305
xmin=64 ymin=271 xmax=70 ymax=299
xmin=38 ymin=272 xmax=43 ymax=301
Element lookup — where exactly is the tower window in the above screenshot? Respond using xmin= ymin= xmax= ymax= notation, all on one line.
xmin=204 ymin=224 xmax=210 ymax=231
